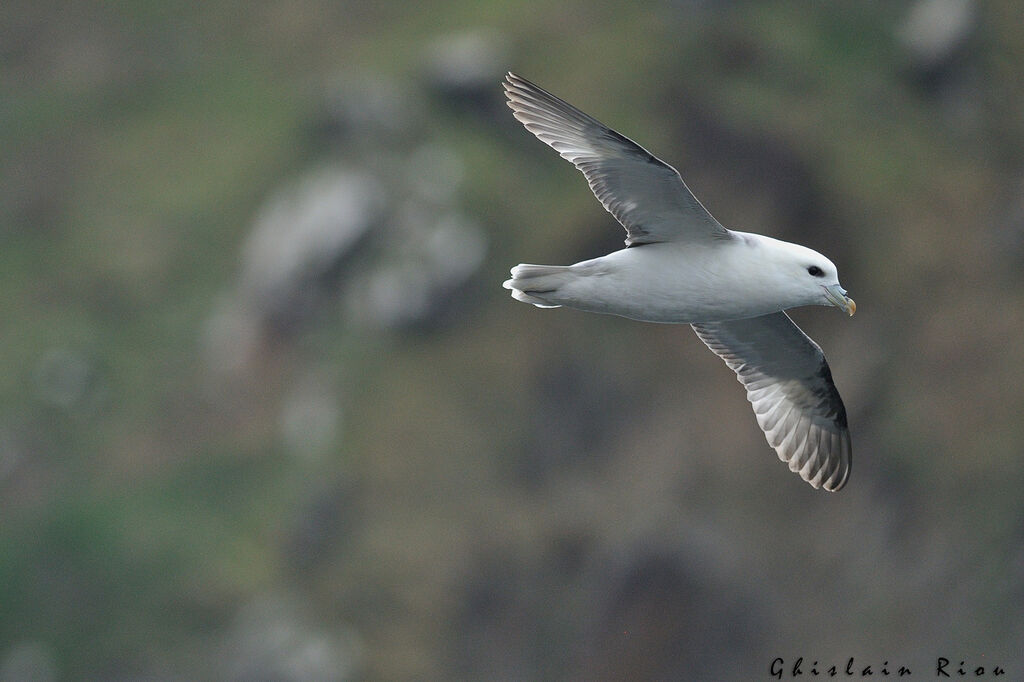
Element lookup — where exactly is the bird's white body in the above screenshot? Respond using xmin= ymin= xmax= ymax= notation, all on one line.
xmin=508 ymin=232 xmax=839 ymax=324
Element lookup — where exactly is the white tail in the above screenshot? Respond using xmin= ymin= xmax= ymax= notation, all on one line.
xmin=502 ymin=264 xmax=574 ymax=308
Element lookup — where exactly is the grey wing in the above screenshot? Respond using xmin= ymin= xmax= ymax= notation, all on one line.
xmin=692 ymin=312 xmax=852 ymax=492
xmin=504 ymin=72 xmax=731 ymax=246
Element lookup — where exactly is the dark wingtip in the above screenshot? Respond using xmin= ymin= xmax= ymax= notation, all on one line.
xmin=503 ymin=72 xmax=526 ymax=99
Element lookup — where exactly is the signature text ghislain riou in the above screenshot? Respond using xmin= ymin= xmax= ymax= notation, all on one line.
xmin=770 ymin=657 xmax=1006 ymax=678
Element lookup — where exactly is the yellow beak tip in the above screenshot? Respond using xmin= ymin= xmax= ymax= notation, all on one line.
xmin=847 ymin=299 xmax=857 ymax=316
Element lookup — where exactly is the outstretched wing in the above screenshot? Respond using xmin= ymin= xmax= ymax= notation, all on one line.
xmin=504 ymin=72 xmax=731 ymax=246
xmin=692 ymin=312 xmax=852 ymax=491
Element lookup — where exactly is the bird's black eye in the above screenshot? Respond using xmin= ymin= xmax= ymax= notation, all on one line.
xmin=807 ymin=265 xmax=824 ymax=277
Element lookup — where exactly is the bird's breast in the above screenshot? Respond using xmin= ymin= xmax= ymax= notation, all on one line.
xmin=567 ymin=243 xmax=789 ymax=324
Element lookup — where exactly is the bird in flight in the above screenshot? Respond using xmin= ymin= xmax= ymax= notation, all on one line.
xmin=502 ymin=72 xmax=856 ymax=491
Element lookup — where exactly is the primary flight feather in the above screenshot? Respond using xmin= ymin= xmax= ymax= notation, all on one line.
xmin=502 ymin=72 xmax=856 ymax=491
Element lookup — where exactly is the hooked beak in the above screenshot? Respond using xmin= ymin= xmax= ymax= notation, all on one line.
xmin=823 ymin=284 xmax=856 ymax=316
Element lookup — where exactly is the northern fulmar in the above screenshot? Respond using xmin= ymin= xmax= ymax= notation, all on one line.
xmin=502 ymin=72 xmax=856 ymax=491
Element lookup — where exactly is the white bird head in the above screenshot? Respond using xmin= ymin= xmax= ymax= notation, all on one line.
xmin=742 ymin=234 xmax=856 ymax=316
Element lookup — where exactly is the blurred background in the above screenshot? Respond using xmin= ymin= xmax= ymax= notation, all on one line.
xmin=3 ymin=0 xmax=1024 ymax=679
